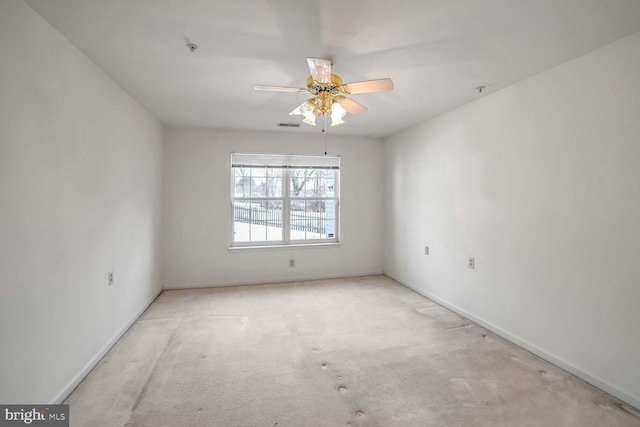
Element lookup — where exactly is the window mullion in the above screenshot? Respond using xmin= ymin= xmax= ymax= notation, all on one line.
xmin=283 ymin=167 xmax=291 ymax=244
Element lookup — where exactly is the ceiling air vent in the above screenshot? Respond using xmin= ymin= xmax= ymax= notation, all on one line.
xmin=278 ymin=123 xmax=301 ymax=128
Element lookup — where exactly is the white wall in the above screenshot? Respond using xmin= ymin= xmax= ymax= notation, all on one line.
xmin=0 ymin=1 xmax=164 ymax=403
xmin=162 ymin=127 xmax=384 ymax=288
xmin=384 ymin=31 xmax=640 ymax=408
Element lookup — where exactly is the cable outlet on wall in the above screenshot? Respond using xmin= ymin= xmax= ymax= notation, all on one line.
xmin=425 ymin=246 xmax=429 ymax=255
xmin=289 ymin=259 xmax=295 ymax=268
xmin=468 ymin=257 xmax=475 ymax=269
xmin=108 ymin=271 xmax=114 ymax=286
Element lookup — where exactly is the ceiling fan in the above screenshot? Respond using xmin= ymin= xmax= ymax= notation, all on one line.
xmin=255 ymin=58 xmax=393 ymax=127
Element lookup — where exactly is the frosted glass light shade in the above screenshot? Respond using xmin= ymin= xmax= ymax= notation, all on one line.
xmin=302 ymin=100 xmax=317 ymax=125
xmin=302 ymin=114 xmax=316 ymax=126
xmin=330 ymin=102 xmax=346 ymax=126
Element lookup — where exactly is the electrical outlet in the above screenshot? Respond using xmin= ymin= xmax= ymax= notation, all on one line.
xmin=468 ymin=257 xmax=475 ymax=269
xmin=425 ymin=246 xmax=429 ymax=255
xmin=289 ymin=259 xmax=295 ymax=268
xmin=108 ymin=271 xmax=114 ymax=286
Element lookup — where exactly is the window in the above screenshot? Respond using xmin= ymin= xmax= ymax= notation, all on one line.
xmin=231 ymin=153 xmax=339 ymax=247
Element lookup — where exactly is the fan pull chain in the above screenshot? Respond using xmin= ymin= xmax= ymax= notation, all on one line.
xmin=323 ymin=114 xmax=327 ymax=155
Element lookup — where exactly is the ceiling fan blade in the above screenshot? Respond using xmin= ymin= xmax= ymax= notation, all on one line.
xmin=255 ymin=85 xmax=307 ymax=93
xmin=342 ymin=78 xmax=394 ymax=94
xmin=307 ymin=58 xmax=332 ymax=84
xmin=335 ymin=96 xmax=368 ymax=115
xmin=289 ymin=101 xmax=306 ymax=115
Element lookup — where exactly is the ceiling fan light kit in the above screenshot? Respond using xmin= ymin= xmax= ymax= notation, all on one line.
xmin=255 ymin=58 xmax=393 ymax=127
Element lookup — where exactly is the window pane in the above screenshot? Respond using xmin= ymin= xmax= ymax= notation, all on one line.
xmin=250 ymin=167 xmax=267 ymax=197
xmin=316 ymin=171 xmax=335 ymax=197
xmin=234 ymin=167 xmax=251 ymax=197
xmin=323 ymin=170 xmax=336 ymax=197
xmin=289 ymin=169 xmax=336 ymax=197
xmin=233 ymin=200 xmax=251 ymax=242
xmin=265 ymin=168 xmax=283 ymax=198
xmin=290 ymin=199 xmax=336 ymax=240
xmin=235 ymin=167 xmax=284 ymax=198
xmin=265 ymin=200 xmax=283 ymax=241
xmin=290 ymin=168 xmax=315 ymax=197
xmin=324 ymin=200 xmax=336 ymax=238
xmin=233 ymin=200 xmax=283 ymax=243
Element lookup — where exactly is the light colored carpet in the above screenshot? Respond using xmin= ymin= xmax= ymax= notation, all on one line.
xmin=66 ymin=275 xmax=640 ymax=426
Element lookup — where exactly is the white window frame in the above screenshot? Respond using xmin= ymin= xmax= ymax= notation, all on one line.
xmin=230 ymin=153 xmax=340 ymax=247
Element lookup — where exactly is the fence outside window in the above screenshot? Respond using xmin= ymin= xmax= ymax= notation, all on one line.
xmin=233 ymin=202 xmax=334 ymax=235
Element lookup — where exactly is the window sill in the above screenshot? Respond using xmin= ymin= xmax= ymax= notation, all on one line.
xmin=228 ymin=242 xmax=341 ymax=252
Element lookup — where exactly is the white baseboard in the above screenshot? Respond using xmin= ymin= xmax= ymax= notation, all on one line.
xmin=162 ymin=271 xmax=385 ymax=290
xmin=49 ymin=288 xmax=162 ymax=404
xmin=384 ymin=270 xmax=640 ymax=411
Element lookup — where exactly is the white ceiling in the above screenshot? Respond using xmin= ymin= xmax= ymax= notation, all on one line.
xmin=25 ymin=0 xmax=640 ymax=138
